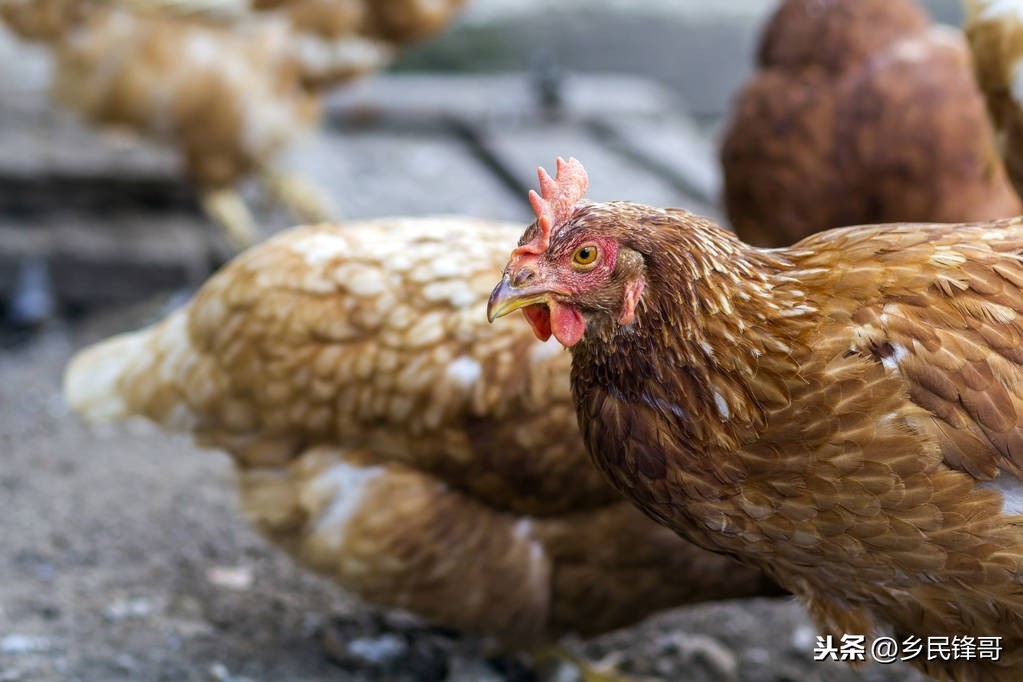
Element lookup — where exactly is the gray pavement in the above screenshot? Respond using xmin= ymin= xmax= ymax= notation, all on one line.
xmin=410 ymin=0 xmax=967 ymax=116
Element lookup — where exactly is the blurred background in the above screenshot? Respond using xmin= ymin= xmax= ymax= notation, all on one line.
xmin=0 ymin=1 xmax=965 ymax=680
xmin=0 ymin=0 xmax=966 ymax=329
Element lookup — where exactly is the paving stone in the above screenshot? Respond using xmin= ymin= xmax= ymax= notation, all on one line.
xmin=475 ymin=118 xmax=722 ymax=220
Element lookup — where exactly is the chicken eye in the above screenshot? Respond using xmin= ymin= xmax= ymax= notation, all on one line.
xmin=572 ymin=245 xmax=599 ymax=267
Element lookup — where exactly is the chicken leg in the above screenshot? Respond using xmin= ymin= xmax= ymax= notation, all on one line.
xmin=200 ymin=187 xmax=259 ymax=250
xmin=260 ymin=169 xmax=338 ymax=226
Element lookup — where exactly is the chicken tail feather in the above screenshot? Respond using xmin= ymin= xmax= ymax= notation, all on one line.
xmin=63 ymin=310 xmax=199 ymax=430
xmin=63 ymin=329 xmax=150 ymax=422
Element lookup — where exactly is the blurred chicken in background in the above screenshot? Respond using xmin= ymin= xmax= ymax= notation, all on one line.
xmin=0 ymin=0 xmax=466 ymax=249
xmin=964 ymin=0 xmax=1023 ymax=202
xmin=111 ymin=0 xmax=465 ymax=45
xmin=720 ymin=0 xmax=1021 ymax=248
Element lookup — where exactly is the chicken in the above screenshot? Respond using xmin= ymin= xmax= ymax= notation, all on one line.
xmin=114 ymin=0 xmax=469 ymax=90
xmin=0 ymin=0 xmax=465 ymax=248
xmin=109 ymin=0 xmax=466 ymax=48
xmin=276 ymin=0 xmax=468 ymax=91
xmin=62 ymin=216 xmax=782 ymax=675
xmin=489 ymin=157 xmax=1023 ymax=682
xmin=1 ymin=0 xmax=321 ymax=248
xmin=963 ymin=0 xmax=1023 ymax=205
xmin=721 ymin=0 xmax=1021 ymax=248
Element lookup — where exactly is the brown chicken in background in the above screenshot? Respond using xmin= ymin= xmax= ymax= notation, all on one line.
xmin=114 ymin=0 xmax=469 ymax=89
xmin=721 ymin=0 xmax=1021 ymax=248
xmin=490 ymin=158 xmax=1023 ymax=682
xmin=964 ymin=0 xmax=1023 ymax=202
xmin=111 ymin=0 xmax=465 ymax=46
xmin=0 ymin=0 xmax=466 ymax=248
xmin=62 ymin=216 xmax=783 ymax=679
xmin=1 ymin=0 xmax=322 ymax=249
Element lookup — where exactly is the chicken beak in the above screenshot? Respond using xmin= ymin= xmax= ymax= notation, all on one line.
xmin=487 ymin=274 xmax=551 ymax=322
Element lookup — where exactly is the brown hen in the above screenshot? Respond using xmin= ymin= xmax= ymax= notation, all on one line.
xmin=63 ymin=216 xmax=782 ymax=668
xmin=490 ymin=158 xmax=1023 ymax=682
xmin=110 ymin=0 xmax=464 ymax=45
xmin=721 ymin=0 xmax=1021 ymax=248
xmin=114 ymin=0 xmax=469 ymax=89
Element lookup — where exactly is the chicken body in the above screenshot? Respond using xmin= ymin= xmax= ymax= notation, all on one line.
xmin=964 ymin=0 xmax=1023 ymax=204
xmin=722 ymin=0 xmax=1021 ymax=248
xmin=245 ymin=0 xmax=467 ymax=91
xmin=490 ymin=159 xmax=1023 ymax=680
xmin=63 ymin=216 xmax=781 ymax=652
xmin=93 ymin=0 xmax=467 ymax=90
xmin=57 ymin=8 xmax=317 ymax=192
xmin=112 ymin=0 xmax=465 ymax=50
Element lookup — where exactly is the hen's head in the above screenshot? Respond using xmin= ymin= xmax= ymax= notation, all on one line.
xmin=488 ymin=158 xmax=772 ymax=349
xmin=487 ymin=157 xmax=650 ymax=347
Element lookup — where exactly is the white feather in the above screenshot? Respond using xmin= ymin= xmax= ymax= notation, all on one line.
xmin=713 ymin=391 xmax=731 ymax=420
xmin=981 ymin=475 xmax=1023 ymax=516
xmin=63 ymin=330 xmax=147 ymax=421
xmin=309 ymin=460 xmax=387 ymax=549
xmin=881 ymin=343 xmax=908 ymax=371
xmin=445 ymin=356 xmax=482 ymax=386
xmin=290 ymin=232 xmax=352 ymax=266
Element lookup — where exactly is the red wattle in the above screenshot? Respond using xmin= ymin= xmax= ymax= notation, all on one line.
xmin=549 ymin=301 xmax=586 ymax=347
xmin=521 ymin=306 xmax=552 ymax=341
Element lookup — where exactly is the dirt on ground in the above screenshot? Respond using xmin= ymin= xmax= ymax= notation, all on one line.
xmin=0 ymin=301 xmax=930 ymax=682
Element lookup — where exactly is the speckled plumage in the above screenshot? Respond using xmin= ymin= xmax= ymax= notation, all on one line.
xmin=722 ymin=0 xmax=1021 ymax=248
xmin=493 ymin=193 xmax=1023 ymax=679
xmin=63 ymin=216 xmax=782 ymax=650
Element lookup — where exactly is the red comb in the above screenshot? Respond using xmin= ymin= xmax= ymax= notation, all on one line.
xmin=515 ymin=157 xmax=589 ymax=255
